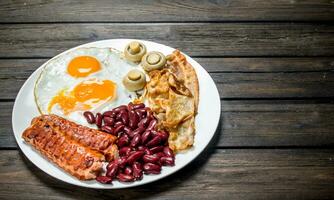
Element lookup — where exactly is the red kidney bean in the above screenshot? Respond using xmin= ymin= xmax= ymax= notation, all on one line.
xmin=112 ymin=105 xmax=128 ymax=113
xmin=147 ymin=119 xmax=157 ymax=130
xmin=135 ymin=110 xmax=144 ymax=120
xmin=106 ymin=162 xmax=119 ymax=178
xmin=116 ymin=113 xmax=122 ymax=121
xmin=132 ymin=162 xmax=143 ymax=180
xmin=146 ymin=109 xmax=153 ymax=120
xmin=114 ymin=125 xmax=125 ymax=135
xmin=83 ymin=111 xmax=95 ymax=124
xmin=95 ymin=113 xmax=103 ymax=128
xmin=150 ymin=146 xmax=164 ymax=154
xmin=101 ymin=125 xmax=114 ymax=134
xmin=141 ymin=130 xmax=151 ymax=144
xmin=157 ymin=131 xmax=169 ymax=142
xmin=132 ymin=127 xmax=145 ymax=135
xmin=117 ymin=173 xmax=134 ymax=182
xmin=119 ymin=146 xmax=131 ymax=156
xmin=146 ymin=136 xmax=161 ymax=147
xmin=137 ymin=146 xmax=146 ymax=151
xmin=120 ymin=112 xmax=129 ymax=125
xmin=160 ymin=156 xmax=175 ymax=166
xmin=127 ymin=102 xmax=134 ymax=110
xmin=126 ymin=151 xmax=144 ymax=164
xmin=144 ymin=148 xmax=153 ymax=155
xmin=128 ymin=110 xmax=139 ymax=129
xmin=154 ymin=152 xmax=165 ymax=158
xmin=96 ymin=176 xmax=112 ymax=184
xmin=132 ymin=103 xmax=145 ymax=110
xmin=103 ymin=110 xmax=115 ymax=117
xmin=138 ymin=146 xmax=152 ymax=154
xmin=143 ymin=163 xmax=161 ymax=174
xmin=117 ymin=157 xmax=127 ymax=168
xmin=117 ymin=134 xmax=129 ymax=147
xmin=138 ymin=117 xmax=150 ymax=128
xmin=126 ymin=130 xmax=136 ymax=138
xmin=130 ymin=134 xmax=141 ymax=147
xmin=163 ymin=146 xmax=174 ymax=157
xmin=123 ymin=126 xmax=132 ymax=135
xmin=136 ymin=108 xmax=147 ymax=116
xmin=124 ymin=166 xmax=133 ymax=175
xmin=143 ymin=154 xmax=160 ymax=164
xmin=114 ymin=121 xmax=123 ymax=127
xmin=103 ymin=116 xmax=114 ymax=126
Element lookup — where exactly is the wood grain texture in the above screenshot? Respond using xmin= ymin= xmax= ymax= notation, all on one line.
xmin=0 ymin=0 xmax=333 ymax=22
xmin=0 ymin=149 xmax=333 ymax=200
xmin=1 ymin=23 xmax=334 ymax=57
xmin=1 ymin=58 xmax=334 ymax=100
xmin=2 ymin=100 xmax=334 ymax=148
xmin=1 ymin=57 xmax=333 ymax=74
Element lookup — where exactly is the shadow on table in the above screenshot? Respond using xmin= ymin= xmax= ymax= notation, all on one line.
xmin=20 ymin=119 xmax=222 ymax=199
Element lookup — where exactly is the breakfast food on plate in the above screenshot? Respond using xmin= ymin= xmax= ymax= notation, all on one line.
xmin=141 ymin=51 xmax=167 ymax=72
xmin=34 ymin=47 xmax=142 ymax=127
xmin=22 ymin=115 xmax=106 ymax=180
xmin=22 ymin=40 xmax=198 ymax=184
xmin=146 ymin=50 xmax=199 ymax=151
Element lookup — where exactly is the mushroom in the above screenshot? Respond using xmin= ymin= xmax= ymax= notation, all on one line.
xmin=141 ymin=51 xmax=167 ymax=72
xmin=122 ymin=69 xmax=146 ymax=91
xmin=124 ymin=41 xmax=147 ymax=62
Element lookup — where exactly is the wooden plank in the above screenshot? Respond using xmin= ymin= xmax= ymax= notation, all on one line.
xmin=219 ymin=100 xmax=334 ymax=147
xmin=1 ymin=23 xmax=334 ymax=57
xmin=0 ymin=0 xmax=333 ymax=22
xmin=0 ymin=149 xmax=333 ymax=199
xmin=0 ymin=102 xmax=15 ymax=147
xmin=1 ymin=57 xmax=333 ymax=75
xmin=2 ymin=100 xmax=334 ymax=148
xmin=214 ymin=71 xmax=334 ymax=98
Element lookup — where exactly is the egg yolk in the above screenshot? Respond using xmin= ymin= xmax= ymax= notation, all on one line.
xmin=67 ymin=56 xmax=101 ymax=77
xmin=48 ymin=80 xmax=117 ymax=115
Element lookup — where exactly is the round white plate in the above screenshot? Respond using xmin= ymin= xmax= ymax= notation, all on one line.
xmin=12 ymin=39 xmax=221 ymax=189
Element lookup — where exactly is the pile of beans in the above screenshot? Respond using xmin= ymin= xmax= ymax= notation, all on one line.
xmin=83 ymin=102 xmax=175 ymax=184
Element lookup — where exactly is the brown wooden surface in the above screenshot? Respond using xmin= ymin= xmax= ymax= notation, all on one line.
xmin=0 ymin=23 xmax=334 ymax=57
xmin=0 ymin=0 xmax=333 ymax=22
xmin=0 ymin=1 xmax=334 ymax=199
xmin=1 ymin=23 xmax=334 ymax=57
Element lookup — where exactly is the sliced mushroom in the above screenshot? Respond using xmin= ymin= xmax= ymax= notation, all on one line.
xmin=124 ymin=41 xmax=147 ymax=62
xmin=141 ymin=51 xmax=167 ymax=72
xmin=122 ymin=69 xmax=146 ymax=91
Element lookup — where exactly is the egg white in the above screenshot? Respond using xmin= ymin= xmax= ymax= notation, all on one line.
xmin=34 ymin=47 xmax=143 ymax=127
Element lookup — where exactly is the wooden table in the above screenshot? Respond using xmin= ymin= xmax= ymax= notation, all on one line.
xmin=1 ymin=1 xmax=334 ymax=199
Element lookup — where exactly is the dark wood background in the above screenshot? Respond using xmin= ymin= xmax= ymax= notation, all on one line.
xmin=0 ymin=1 xmax=334 ymax=199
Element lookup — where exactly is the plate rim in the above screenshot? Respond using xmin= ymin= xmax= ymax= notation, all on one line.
xmin=12 ymin=39 xmax=221 ymax=189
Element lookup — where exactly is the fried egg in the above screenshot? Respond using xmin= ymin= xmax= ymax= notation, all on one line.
xmin=35 ymin=47 xmax=141 ymax=126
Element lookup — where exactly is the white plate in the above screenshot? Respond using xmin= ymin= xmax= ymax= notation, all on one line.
xmin=12 ymin=39 xmax=221 ymax=189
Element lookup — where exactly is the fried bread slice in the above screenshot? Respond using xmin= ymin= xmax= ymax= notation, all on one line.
xmin=146 ymin=50 xmax=199 ymax=151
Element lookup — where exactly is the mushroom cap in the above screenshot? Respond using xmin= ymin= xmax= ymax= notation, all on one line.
xmin=122 ymin=69 xmax=146 ymax=91
xmin=124 ymin=41 xmax=147 ymax=62
xmin=141 ymin=51 xmax=167 ymax=72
